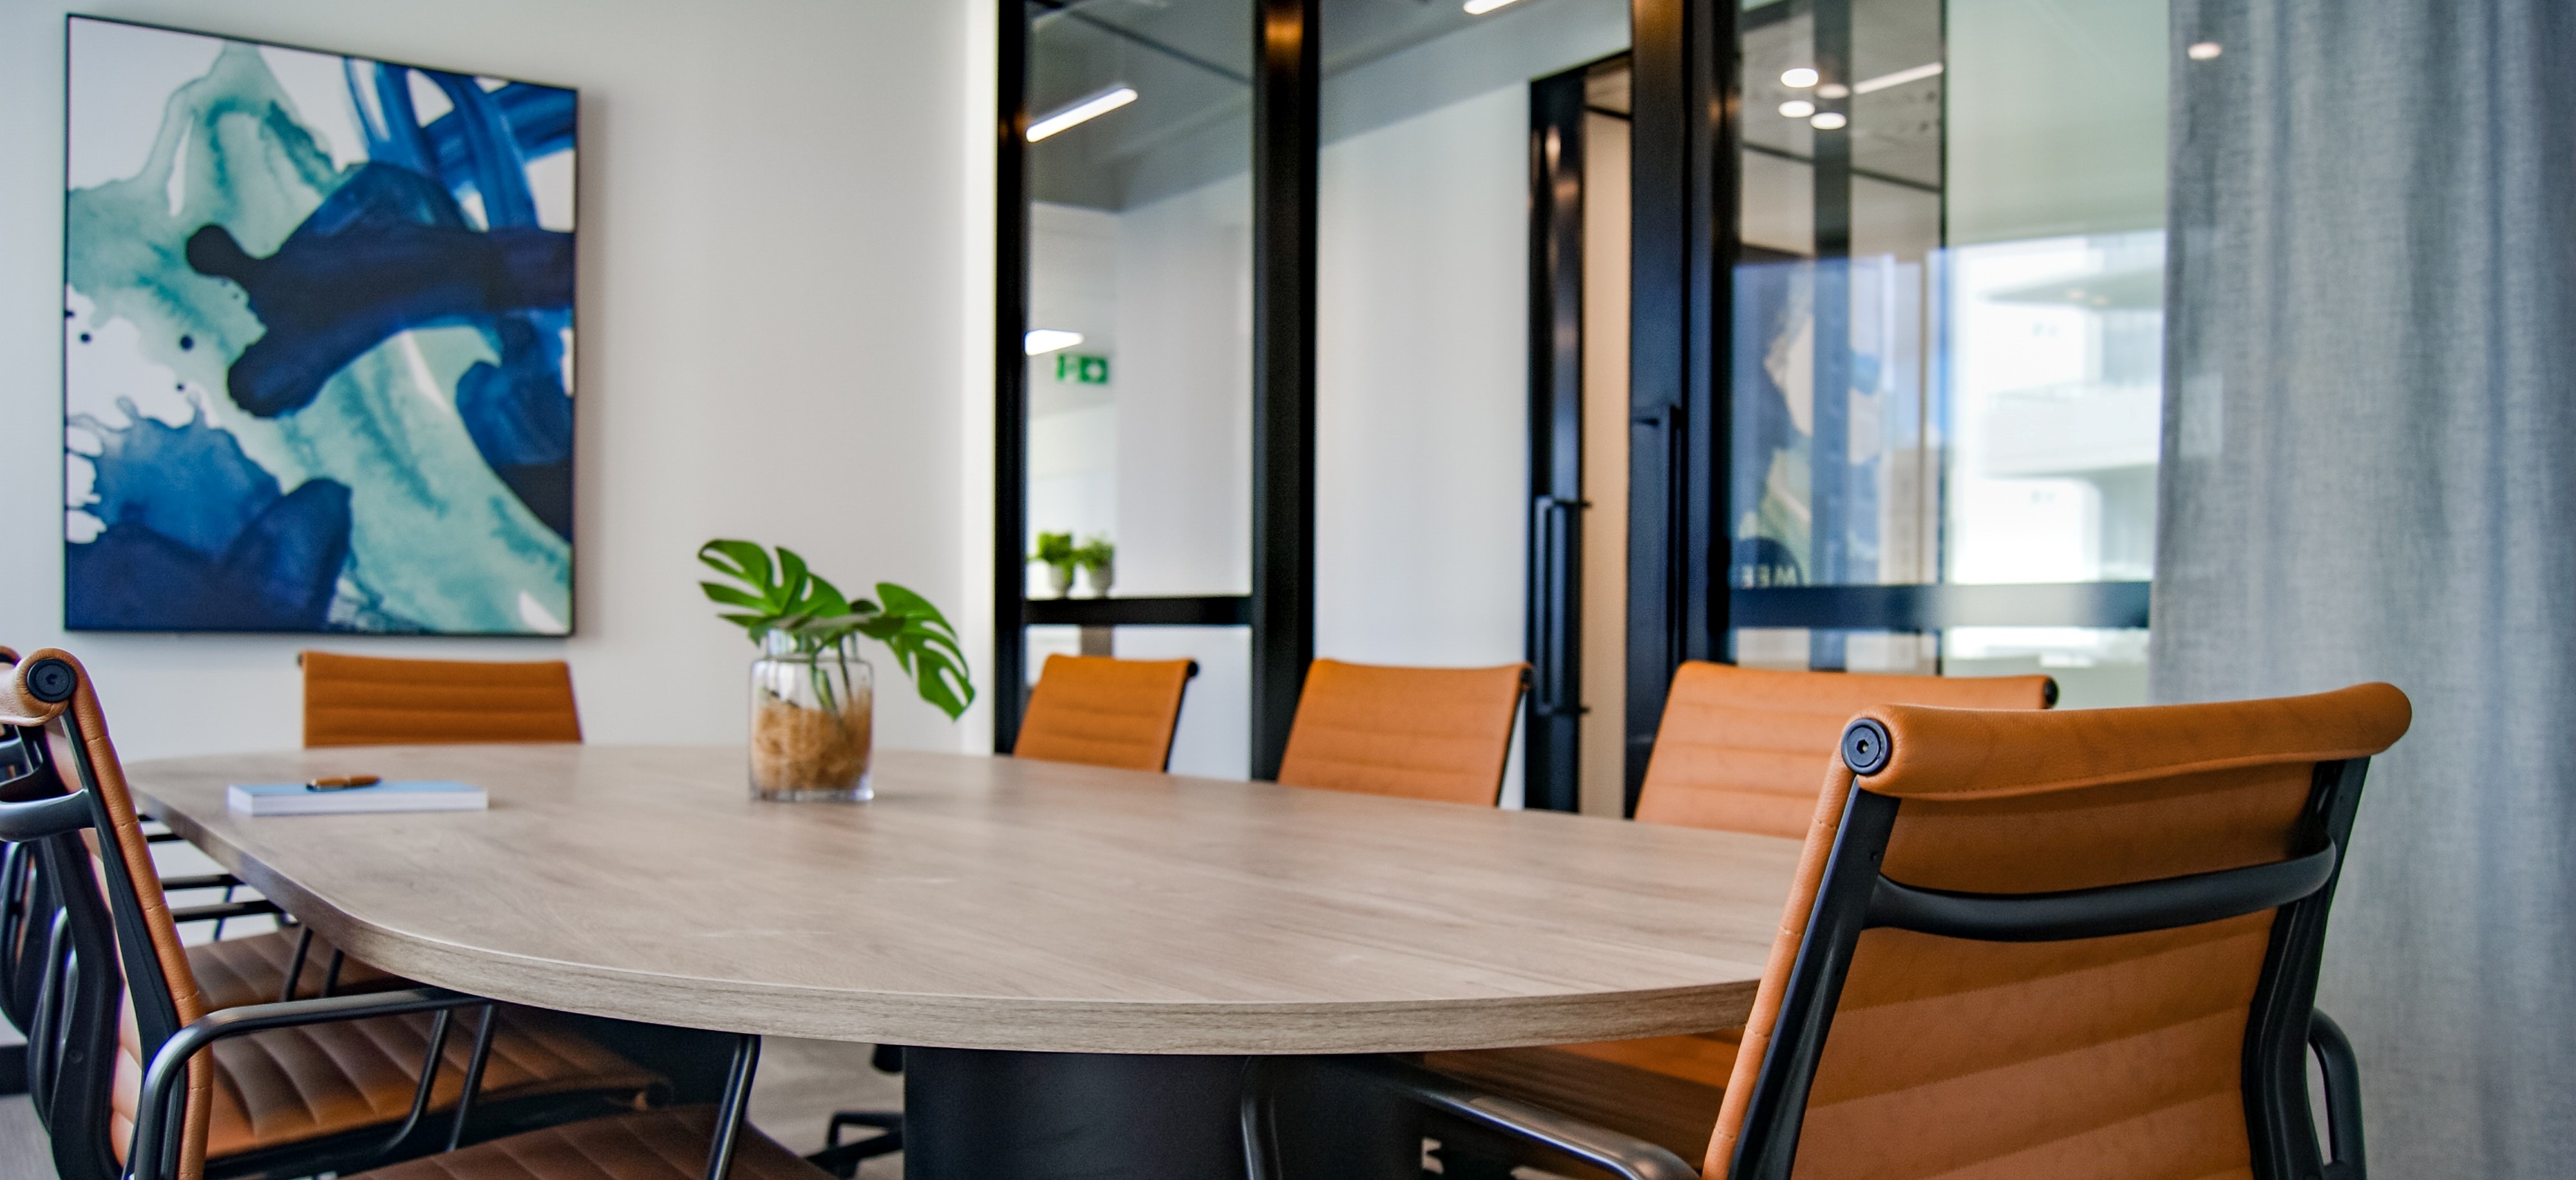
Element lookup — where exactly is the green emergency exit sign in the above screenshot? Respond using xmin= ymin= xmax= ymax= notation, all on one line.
xmin=1056 ymin=354 xmax=1110 ymax=385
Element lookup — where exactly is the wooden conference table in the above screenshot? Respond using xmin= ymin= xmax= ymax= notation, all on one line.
xmin=128 ymin=745 xmax=1801 ymax=1178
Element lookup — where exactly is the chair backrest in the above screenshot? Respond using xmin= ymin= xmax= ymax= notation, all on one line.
xmin=2 ymin=651 xmax=213 ymax=1180
xmin=1705 ymin=683 xmax=2410 ymax=1180
xmin=1635 ymin=663 xmax=2057 ymax=837
xmin=302 ymin=650 xmax=583 ymax=747
xmin=1012 ymin=654 xmax=1200 ymax=772
xmin=1274 ymin=659 xmax=1528 ymax=805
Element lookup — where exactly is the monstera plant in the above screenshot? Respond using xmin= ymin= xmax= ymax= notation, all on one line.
xmin=698 ymin=540 xmax=972 ymax=799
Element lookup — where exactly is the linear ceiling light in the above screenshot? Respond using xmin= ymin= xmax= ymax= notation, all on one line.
xmin=1028 ymin=85 xmax=1137 ymax=142
xmin=1464 ymin=0 xmax=1525 ymax=14
xmin=1026 ymin=329 xmax=1084 ymax=356
xmin=1852 ymin=61 xmax=1944 ymax=95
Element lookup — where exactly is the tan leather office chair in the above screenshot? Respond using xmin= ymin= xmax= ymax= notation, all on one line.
xmin=303 ymin=651 xmax=583 ymax=748
xmin=1247 ymin=683 xmax=2408 ymax=1180
xmin=1 ymin=648 xmax=393 ymax=1021
xmin=1012 ymin=654 xmax=1199 ymax=771
xmin=1274 ymin=659 xmax=1529 ymax=805
xmin=1631 ymin=662 xmax=2057 ymax=836
xmin=281 ymin=652 xmax=581 ymax=1018
xmin=1426 ymin=663 xmax=2056 ymax=1164
xmin=0 ymin=651 xmax=666 ymax=1180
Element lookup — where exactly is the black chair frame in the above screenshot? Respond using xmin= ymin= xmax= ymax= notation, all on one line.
xmin=0 ymin=654 xmax=738 ymax=1180
xmin=1720 ymin=721 xmax=2369 ymax=1180
xmin=1240 ymin=721 xmax=2372 ymax=1180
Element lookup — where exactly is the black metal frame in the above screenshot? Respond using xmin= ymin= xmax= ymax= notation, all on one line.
xmin=1731 ymin=581 xmax=2153 ymax=631
xmin=1522 ymin=61 xmax=1595 ymax=815
xmin=1023 ymin=596 xmax=1251 ymax=627
xmin=992 ymin=1 xmax=1305 ymax=777
xmin=1622 ymin=0 xmax=1734 ymax=816
xmin=1721 ymin=727 xmax=2372 ymax=1180
xmin=810 ymin=1110 xmax=904 ymax=1177
xmin=26 ymin=828 xmax=123 ymax=1180
xmin=1244 ymin=0 xmax=1320 ymax=781
xmin=1240 ymin=1054 xmax=1696 ymax=1180
xmin=992 ymin=0 xmax=1032 ymax=751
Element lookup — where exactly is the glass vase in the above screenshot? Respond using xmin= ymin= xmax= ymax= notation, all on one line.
xmin=748 ymin=633 xmax=874 ymax=801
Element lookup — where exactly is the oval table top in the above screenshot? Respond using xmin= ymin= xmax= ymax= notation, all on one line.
xmin=129 ymin=745 xmax=1801 ymax=1055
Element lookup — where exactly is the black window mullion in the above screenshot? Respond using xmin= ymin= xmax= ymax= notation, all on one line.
xmin=1247 ymin=0 xmax=1319 ymax=781
xmin=992 ymin=1 xmax=1032 ymax=754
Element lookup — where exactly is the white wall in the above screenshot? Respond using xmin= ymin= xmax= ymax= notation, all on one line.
xmin=1314 ymin=83 xmax=1531 ymax=799
xmin=1111 ymin=176 xmax=1254 ymax=600
xmin=0 ymin=0 xmax=996 ymax=760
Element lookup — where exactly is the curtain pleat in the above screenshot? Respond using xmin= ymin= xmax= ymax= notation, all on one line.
xmin=2154 ymin=2 xmax=2576 ymax=1175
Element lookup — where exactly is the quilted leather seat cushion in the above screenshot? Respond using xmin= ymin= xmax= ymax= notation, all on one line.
xmin=344 ymin=1105 xmax=833 ymax=1180
xmin=113 ymin=1005 xmax=663 ymax=1161
xmin=1424 ymin=1042 xmax=1727 ymax=1166
xmin=189 ymin=929 xmax=406 ymax=1011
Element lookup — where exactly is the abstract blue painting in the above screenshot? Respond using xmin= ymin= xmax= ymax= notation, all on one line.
xmin=64 ymin=17 xmax=576 ymax=634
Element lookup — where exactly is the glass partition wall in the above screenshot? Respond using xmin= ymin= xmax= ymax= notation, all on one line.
xmin=1312 ymin=0 xmax=1631 ymax=808
xmin=1726 ymin=0 xmax=2166 ymax=707
xmin=1014 ymin=0 xmax=1258 ymax=776
xmin=1000 ymin=0 xmax=1643 ymax=782
xmin=998 ymin=0 xmax=2164 ymax=791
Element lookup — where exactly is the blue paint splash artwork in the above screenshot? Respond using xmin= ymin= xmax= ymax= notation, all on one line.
xmin=64 ymin=17 xmax=575 ymax=634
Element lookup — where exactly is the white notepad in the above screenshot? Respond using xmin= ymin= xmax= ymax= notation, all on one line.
xmin=227 ymin=780 xmax=488 ymax=816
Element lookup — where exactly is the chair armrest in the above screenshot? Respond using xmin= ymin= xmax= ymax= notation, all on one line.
xmin=131 ymin=987 xmax=488 ymax=1180
xmin=169 ymin=899 xmax=281 ymax=924
xmin=0 ymin=793 xmax=93 ymax=841
xmin=2309 ymin=1009 xmax=2365 ymax=1180
xmin=1240 ymin=1055 xmax=1700 ymax=1180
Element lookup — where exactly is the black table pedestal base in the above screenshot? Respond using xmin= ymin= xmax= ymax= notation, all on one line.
xmin=904 ymin=1047 xmax=1419 ymax=1180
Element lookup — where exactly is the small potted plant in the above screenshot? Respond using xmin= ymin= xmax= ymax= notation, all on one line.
xmin=699 ymin=540 xmax=974 ymax=801
xmin=1075 ymin=534 xmax=1115 ymax=597
xmin=1030 ymin=531 xmax=1077 ymax=598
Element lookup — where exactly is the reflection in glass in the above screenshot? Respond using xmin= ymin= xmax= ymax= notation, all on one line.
xmin=1305 ymin=2 xmax=1630 ymax=636
xmin=1025 ymin=0 xmax=1255 ymax=600
xmin=1728 ymin=0 xmax=2166 ymax=697
xmin=1945 ymin=627 xmax=2148 ymax=709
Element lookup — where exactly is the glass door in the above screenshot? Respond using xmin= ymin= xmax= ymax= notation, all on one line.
xmin=1312 ymin=0 xmax=1631 ymax=808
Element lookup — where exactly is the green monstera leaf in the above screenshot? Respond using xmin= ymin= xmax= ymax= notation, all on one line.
xmin=697 ymin=540 xmax=974 ymax=720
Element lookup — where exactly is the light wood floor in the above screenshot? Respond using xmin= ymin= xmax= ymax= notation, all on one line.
xmin=0 ymin=1036 xmax=904 ymax=1178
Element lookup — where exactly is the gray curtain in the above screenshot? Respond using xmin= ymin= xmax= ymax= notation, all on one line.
xmin=2155 ymin=1 xmax=2576 ymax=1175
